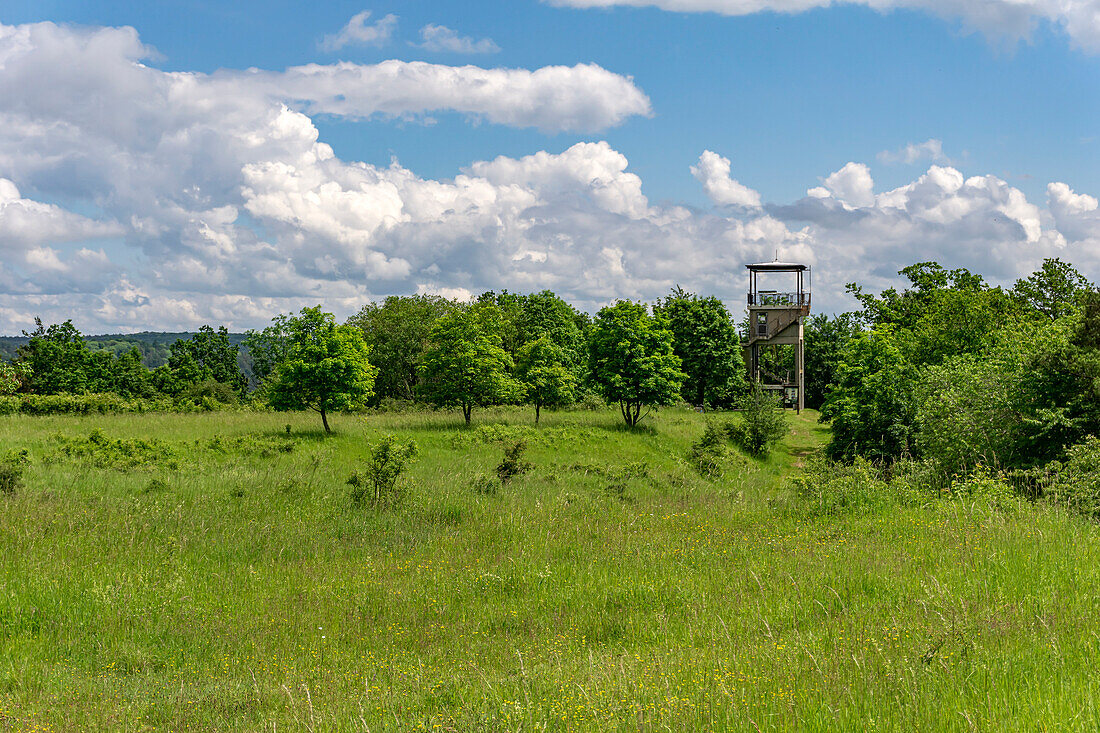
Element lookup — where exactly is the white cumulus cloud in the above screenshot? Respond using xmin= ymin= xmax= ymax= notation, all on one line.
xmin=417 ymin=24 xmax=501 ymax=54
xmin=691 ymin=150 xmax=762 ymax=207
xmin=231 ymin=60 xmax=652 ymax=132
xmin=877 ymin=138 xmax=947 ymax=165
xmin=321 ymin=10 xmax=398 ymax=52
xmin=545 ymin=0 xmax=1100 ymax=53
xmin=1 ymin=19 xmax=1099 ymax=334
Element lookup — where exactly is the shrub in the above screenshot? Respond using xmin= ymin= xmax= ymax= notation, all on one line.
xmin=178 ymin=379 xmax=238 ymax=409
xmin=603 ymin=462 xmax=649 ymax=502
xmin=1024 ymin=436 xmax=1100 ymax=518
xmin=0 ymin=459 xmax=23 ymax=495
xmin=471 ymin=474 xmax=499 ymax=496
xmin=0 ymin=464 xmax=22 ymax=495
xmin=0 ymin=449 xmax=28 ymax=494
xmin=49 ymin=430 xmax=175 ymax=470
xmin=496 ymin=440 xmax=532 ymax=484
xmin=944 ymin=464 xmax=1017 ymax=511
xmin=0 ymin=393 xmax=177 ymax=416
xmin=726 ymin=385 xmax=789 ymax=457
xmin=573 ymin=392 xmax=607 ymax=411
xmin=689 ymin=421 xmax=728 ymax=478
xmin=350 ymin=434 xmax=419 ymax=508
xmin=788 ymin=456 xmax=896 ymax=517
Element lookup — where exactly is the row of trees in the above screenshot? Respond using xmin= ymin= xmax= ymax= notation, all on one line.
xmin=8 ymin=256 xmax=1091 ymax=447
xmin=812 ymin=258 xmax=1100 ymax=478
xmin=1 ymin=289 xmax=749 ymax=430
xmin=249 ymin=291 xmax=744 ymax=429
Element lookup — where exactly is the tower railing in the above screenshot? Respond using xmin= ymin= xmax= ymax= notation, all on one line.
xmin=747 ymin=292 xmax=811 ymax=307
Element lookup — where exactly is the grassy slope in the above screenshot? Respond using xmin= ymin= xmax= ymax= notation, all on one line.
xmin=1 ymin=407 xmax=1098 ymax=731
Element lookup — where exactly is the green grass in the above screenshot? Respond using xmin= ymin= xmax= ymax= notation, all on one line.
xmin=1 ymin=406 xmax=1099 ymax=730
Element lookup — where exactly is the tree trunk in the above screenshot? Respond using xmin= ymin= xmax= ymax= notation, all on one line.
xmin=320 ymin=408 xmax=330 ymax=433
xmin=463 ymin=403 xmax=472 ymax=426
xmin=535 ymin=402 xmax=541 ymax=425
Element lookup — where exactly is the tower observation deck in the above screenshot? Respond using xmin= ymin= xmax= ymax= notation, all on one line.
xmin=744 ymin=261 xmax=811 ymax=412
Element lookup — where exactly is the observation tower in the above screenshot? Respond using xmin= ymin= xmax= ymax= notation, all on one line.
xmin=744 ymin=260 xmax=811 ymax=412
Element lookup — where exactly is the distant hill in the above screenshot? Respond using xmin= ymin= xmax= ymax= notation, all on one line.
xmin=0 ymin=331 xmax=248 ymax=368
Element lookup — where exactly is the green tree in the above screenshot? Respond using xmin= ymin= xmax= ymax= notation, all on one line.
xmin=587 ymin=301 xmax=685 ymax=427
xmin=418 ymin=304 xmax=522 ymax=426
xmin=243 ymin=313 xmax=293 ymax=387
xmin=915 ymin=346 xmax=1029 ymax=475
xmin=347 ymin=295 xmax=459 ymax=402
xmin=803 ymin=313 xmax=862 ymax=409
xmin=725 ymin=384 xmax=789 ymax=457
xmin=168 ymin=326 xmax=245 ymax=393
xmin=16 ymin=319 xmax=94 ymax=394
xmin=1012 ymin=311 xmax=1100 ymax=462
xmin=266 ymin=307 xmax=378 ymax=433
xmin=476 ymin=290 xmax=525 ymax=359
xmin=517 ymin=337 xmax=577 ymax=424
xmin=848 ymin=262 xmax=1024 ymax=368
xmin=477 ymin=290 xmax=588 ymax=368
xmin=915 ymin=307 xmax=1100 ymax=474
xmin=820 ymin=327 xmax=918 ymax=462
xmin=654 ymin=287 xmax=743 ymax=409
xmin=1012 ymin=258 xmax=1094 ymax=321
xmin=0 ymin=361 xmax=28 ymax=395
xmin=516 ymin=291 xmax=587 ymax=369
xmin=112 ymin=347 xmax=154 ymax=398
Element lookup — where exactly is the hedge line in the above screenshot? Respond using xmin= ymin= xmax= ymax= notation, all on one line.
xmin=0 ymin=394 xmax=237 ymax=415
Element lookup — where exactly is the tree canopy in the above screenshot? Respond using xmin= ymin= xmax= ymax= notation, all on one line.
xmin=516 ymin=336 xmax=577 ymax=424
xmin=654 ymin=287 xmax=743 ymax=409
xmin=418 ymin=303 xmax=522 ymax=426
xmin=587 ymin=301 xmax=684 ymax=426
xmin=266 ymin=307 xmax=378 ymax=432
xmin=346 ymin=295 xmax=458 ymax=402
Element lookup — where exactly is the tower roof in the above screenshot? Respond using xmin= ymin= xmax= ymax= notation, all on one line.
xmin=745 ymin=261 xmax=808 ymax=272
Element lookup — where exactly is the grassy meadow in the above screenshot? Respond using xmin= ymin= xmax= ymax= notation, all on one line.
xmin=2 ymin=406 xmax=1100 ymax=730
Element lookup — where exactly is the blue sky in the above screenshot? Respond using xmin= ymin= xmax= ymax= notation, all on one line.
xmin=1 ymin=0 xmax=1099 ymax=331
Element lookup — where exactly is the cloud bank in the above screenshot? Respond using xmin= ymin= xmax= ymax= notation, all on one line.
xmin=0 ymin=20 xmax=1098 ymax=334
xmin=546 ymin=0 xmax=1100 ymax=52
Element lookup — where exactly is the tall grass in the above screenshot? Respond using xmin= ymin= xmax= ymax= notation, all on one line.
xmin=0 ymin=406 xmax=1098 ymax=730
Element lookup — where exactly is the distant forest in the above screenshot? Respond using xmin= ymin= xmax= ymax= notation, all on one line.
xmin=0 ymin=332 xmax=247 ymax=368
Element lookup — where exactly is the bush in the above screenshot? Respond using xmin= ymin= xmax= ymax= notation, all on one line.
xmin=689 ymin=421 xmax=728 ymax=478
xmin=725 ymin=385 xmax=789 ymax=457
xmin=177 ymin=379 xmax=238 ymax=409
xmin=367 ymin=398 xmax=432 ymax=414
xmin=1020 ymin=436 xmax=1100 ymax=518
xmin=471 ymin=474 xmax=499 ymax=496
xmin=944 ymin=464 xmax=1017 ymax=511
xmin=48 ymin=430 xmax=176 ymax=470
xmin=0 ymin=393 xmax=177 ymax=416
xmin=0 ymin=451 xmax=25 ymax=495
xmin=496 ymin=440 xmax=532 ymax=484
xmin=788 ymin=456 xmax=895 ymax=517
xmin=349 ymin=434 xmax=419 ymax=508
xmin=573 ymin=392 xmax=607 ymax=411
